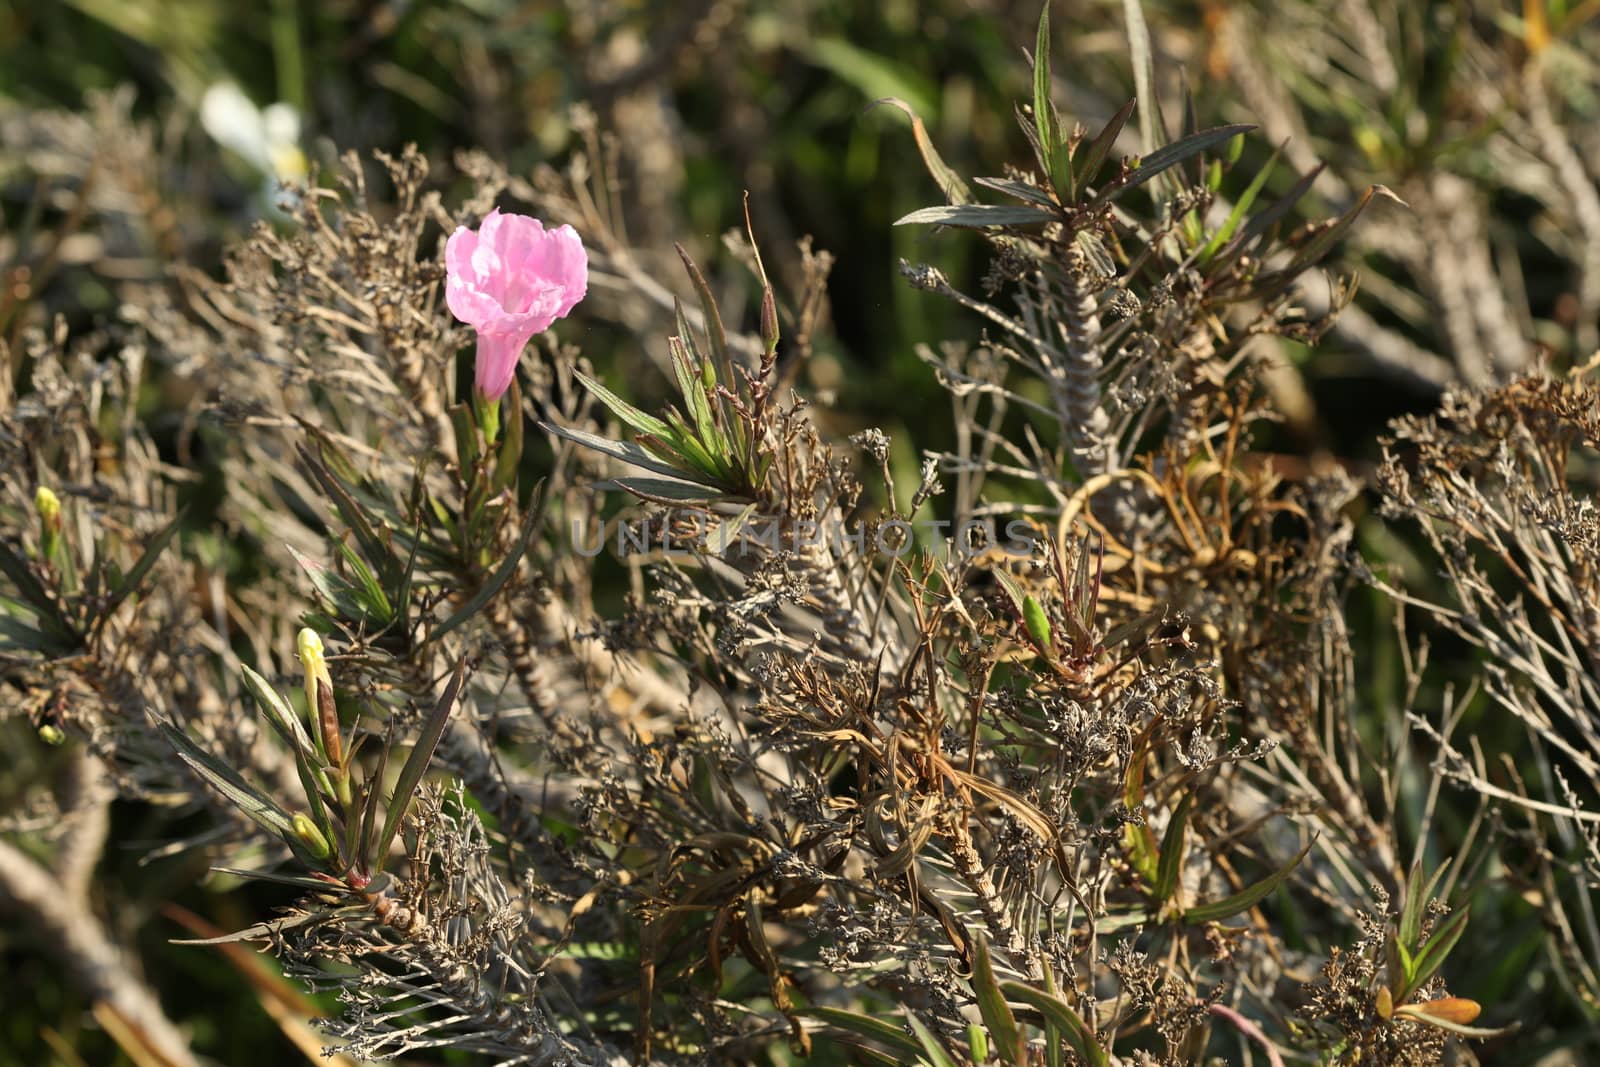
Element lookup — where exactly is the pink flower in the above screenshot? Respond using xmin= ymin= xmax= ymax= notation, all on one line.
xmin=445 ymin=209 xmax=587 ymax=401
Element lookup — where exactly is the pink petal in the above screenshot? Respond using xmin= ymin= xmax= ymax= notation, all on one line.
xmin=443 ymin=208 xmax=589 ymax=398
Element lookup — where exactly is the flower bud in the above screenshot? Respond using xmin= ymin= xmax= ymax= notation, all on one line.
xmin=37 ymin=723 xmax=66 ymax=746
xmin=291 ymin=812 xmax=331 ymax=860
xmin=297 ymin=628 xmax=342 ymax=766
xmin=759 ymin=288 xmax=780 ymax=357
xmin=35 ymin=486 xmax=62 ymax=560
xmin=34 ymin=486 xmax=61 ymax=531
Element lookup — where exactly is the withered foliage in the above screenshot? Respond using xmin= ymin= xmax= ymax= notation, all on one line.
xmin=3 ymin=9 xmax=1599 ymax=1067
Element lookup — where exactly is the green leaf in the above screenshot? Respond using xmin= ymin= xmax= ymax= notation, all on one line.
xmin=669 ymin=334 xmax=726 ymax=461
xmin=160 ymin=722 xmax=297 ymax=840
xmin=298 ymin=440 xmax=391 ymax=582
xmin=426 ymin=489 xmax=540 ymax=645
xmin=541 ymin=421 xmax=724 ymax=486
xmin=796 ymin=1008 xmax=924 ymax=1061
xmin=374 ymin=658 xmax=464 ymax=871
xmin=1122 ymin=0 xmax=1156 ymax=154
xmin=1392 ymin=1001 xmax=1514 ymax=1038
xmin=906 ymin=1014 xmax=960 ymax=1067
xmin=966 ymin=1024 xmax=989 ymax=1066
xmin=867 ymin=97 xmax=972 ymax=205
xmin=1042 ymin=969 xmax=1065 ymax=1067
xmin=1033 ymin=4 xmax=1056 ymax=169
xmin=674 ymin=244 xmax=734 ymax=390
xmin=1073 ymin=97 xmax=1137 ymax=199
xmin=1196 ymin=143 xmax=1280 ymax=266
xmin=1216 ymin=162 xmax=1325 ymax=267
xmin=573 ymin=369 xmax=673 ymax=440
xmin=1400 ymin=859 xmax=1450 ymax=953
xmin=1401 ymin=905 xmax=1470 ymax=1002
xmin=973 ymin=933 xmax=1027 ymax=1066
xmin=808 ymin=37 xmax=937 ymax=119
xmin=999 ymin=982 xmax=1108 ymax=1067
xmin=451 ymin=403 xmax=479 ymax=474
xmin=974 ymin=176 xmax=1058 ymax=208
xmin=240 ymin=665 xmax=316 ymax=760
xmin=1087 ymin=124 xmax=1255 ymax=208
xmin=895 ymin=203 xmax=1057 ymax=228
xmin=1183 ymin=839 xmax=1311 ymax=924
xmin=0 ymin=530 xmax=77 ymax=646
xmin=1282 ymin=184 xmax=1401 ymax=277
xmin=287 ymin=544 xmax=369 ymax=624
xmin=1155 ymin=794 xmax=1191 ymax=904
xmin=492 ymin=373 xmax=525 ymax=493
xmin=337 ymin=541 xmax=394 ymax=624
xmin=604 ymin=477 xmax=729 ymax=504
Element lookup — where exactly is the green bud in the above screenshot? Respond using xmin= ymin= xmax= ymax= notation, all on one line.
xmin=37 ymin=724 xmax=66 ymax=746
xmin=291 ymin=812 xmax=331 ymax=859
xmin=1022 ymin=594 xmax=1054 ymax=652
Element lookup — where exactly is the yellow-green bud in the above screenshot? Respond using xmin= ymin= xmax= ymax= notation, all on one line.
xmin=34 ymin=486 xmax=61 ymax=529
xmin=291 ymin=812 xmax=331 ymax=860
xmin=37 ymin=724 xmax=66 ymax=746
xmin=297 ymin=627 xmax=343 ymax=767
xmin=35 ymin=486 xmax=62 ymax=561
xmin=297 ymin=627 xmax=331 ymax=716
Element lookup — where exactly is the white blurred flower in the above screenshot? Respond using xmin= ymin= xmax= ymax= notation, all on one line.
xmin=200 ymin=82 xmax=308 ymax=188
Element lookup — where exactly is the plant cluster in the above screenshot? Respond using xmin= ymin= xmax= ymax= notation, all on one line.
xmin=3 ymin=3 xmax=1599 ymax=1066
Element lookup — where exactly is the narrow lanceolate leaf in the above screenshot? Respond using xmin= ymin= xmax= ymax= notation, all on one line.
xmin=999 ymin=982 xmax=1108 ymax=1067
xmin=972 ymin=933 xmax=1026 ymax=1066
xmin=1400 ymin=859 xmax=1450 ymax=953
xmin=1197 ymin=143 xmax=1281 ymax=265
xmin=867 ymin=97 xmax=972 ymax=204
xmin=541 ymin=421 xmax=724 ymax=486
xmin=796 ymin=1008 xmax=925 ymax=1061
xmin=0 ymin=534 xmax=77 ymax=644
xmin=240 ymin=665 xmax=316 ymax=759
xmin=1402 ymin=905 xmax=1471 ymax=1000
xmin=894 ymin=204 xmax=1057 ymax=228
xmin=906 ymin=1013 xmax=960 ymax=1067
xmin=674 ymin=243 xmax=734 ymax=387
xmin=603 ymin=477 xmax=727 ymax=504
xmin=375 ymin=659 xmax=465 ymax=869
xmin=101 ymin=509 xmax=186 ymax=624
xmin=298 ymin=441 xmax=389 ymax=578
xmin=1183 ymin=839 xmax=1311 ymax=924
xmin=1032 ymin=4 xmax=1056 ymax=169
xmin=1280 ymin=184 xmax=1404 ymax=277
xmin=572 ymin=369 xmax=674 ymax=440
xmin=974 ymin=176 xmax=1058 ymax=208
xmin=1074 ymin=97 xmax=1137 ymax=199
xmin=1088 ymin=124 xmax=1256 ymax=208
xmin=1155 ymin=794 xmax=1191 ymax=904
xmin=160 ymin=722 xmax=296 ymax=839
xmin=1393 ymin=1001 xmax=1514 ymax=1038
xmin=169 ymin=912 xmax=319 ymax=945
xmin=426 ymin=488 xmax=542 ymax=644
